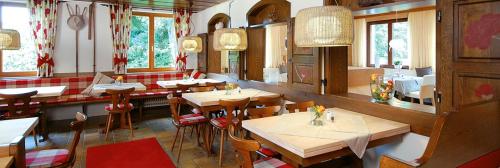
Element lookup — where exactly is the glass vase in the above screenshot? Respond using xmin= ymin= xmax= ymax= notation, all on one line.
xmin=370 ymin=74 xmax=394 ymax=103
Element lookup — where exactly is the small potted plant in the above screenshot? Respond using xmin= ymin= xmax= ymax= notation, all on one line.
xmin=370 ymin=74 xmax=394 ymax=103
xmin=394 ymin=61 xmax=403 ymax=77
xmin=310 ymin=105 xmax=326 ymax=126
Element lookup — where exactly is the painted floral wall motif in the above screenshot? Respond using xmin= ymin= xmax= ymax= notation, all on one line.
xmin=460 ymin=77 xmax=498 ymax=105
xmin=293 ymin=64 xmax=313 ymax=84
xmin=459 ymin=2 xmax=500 ymax=59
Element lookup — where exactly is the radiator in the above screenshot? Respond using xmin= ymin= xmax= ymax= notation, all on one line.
xmin=143 ymin=97 xmax=169 ymax=108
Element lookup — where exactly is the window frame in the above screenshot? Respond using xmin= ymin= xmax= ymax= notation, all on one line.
xmin=0 ymin=2 xmax=37 ymax=77
xmin=366 ymin=18 xmax=408 ymax=67
xmin=127 ymin=12 xmax=176 ymax=73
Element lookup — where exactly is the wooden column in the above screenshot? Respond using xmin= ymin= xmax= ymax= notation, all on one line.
xmin=323 ymin=0 xmax=349 ymax=95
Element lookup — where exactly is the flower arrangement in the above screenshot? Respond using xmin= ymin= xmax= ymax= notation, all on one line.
xmin=183 ymin=73 xmax=190 ymax=80
xmin=224 ymin=83 xmax=236 ymax=95
xmin=115 ymin=76 xmax=124 ymax=84
xmin=310 ymin=105 xmax=326 ymax=126
xmin=370 ymin=74 xmax=394 ymax=103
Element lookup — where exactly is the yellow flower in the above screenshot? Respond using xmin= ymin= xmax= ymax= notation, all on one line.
xmin=116 ymin=76 xmax=123 ymax=81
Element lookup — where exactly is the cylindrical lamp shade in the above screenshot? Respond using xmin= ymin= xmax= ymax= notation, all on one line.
xmin=294 ymin=6 xmax=353 ymax=47
xmin=179 ymin=36 xmax=202 ymax=53
xmin=213 ymin=28 xmax=247 ymax=51
xmin=0 ymin=29 xmax=20 ymax=50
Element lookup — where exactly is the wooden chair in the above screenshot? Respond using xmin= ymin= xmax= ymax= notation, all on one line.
xmin=168 ymin=97 xmax=208 ymax=163
xmin=228 ymin=125 xmax=293 ymax=168
xmin=254 ymin=94 xmax=284 ymax=114
xmin=0 ymin=90 xmax=41 ymax=146
xmin=189 ymin=86 xmax=215 ymax=93
xmin=286 ymin=100 xmax=315 ymax=113
xmin=25 ymin=112 xmax=87 ymax=168
xmin=104 ymin=88 xmax=135 ymax=140
xmin=210 ymin=97 xmax=250 ymax=167
xmin=247 ymin=106 xmax=280 ymax=119
xmin=407 ymin=75 xmax=436 ymax=106
xmin=175 ymin=83 xmax=199 ymax=95
xmin=205 ymin=81 xmax=227 ymax=88
xmin=379 ymin=112 xmax=448 ymax=168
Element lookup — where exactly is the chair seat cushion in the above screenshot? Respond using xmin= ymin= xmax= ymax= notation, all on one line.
xmin=179 ymin=113 xmax=208 ymax=126
xmin=257 ymin=147 xmax=280 ymax=158
xmin=210 ymin=117 xmax=239 ymax=128
xmin=26 ymin=149 xmax=69 ymax=168
xmin=105 ymin=103 xmax=134 ymax=111
xmin=191 ymin=108 xmax=202 ymax=114
xmin=253 ymin=157 xmax=293 ymax=168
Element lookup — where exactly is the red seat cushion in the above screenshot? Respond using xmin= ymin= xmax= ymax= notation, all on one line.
xmin=191 ymin=108 xmax=202 ymax=114
xmin=26 ymin=149 xmax=69 ymax=168
xmin=178 ymin=113 xmax=209 ymax=126
xmin=210 ymin=117 xmax=239 ymax=128
xmin=257 ymin=147 xmax=280 ymax=158
xmin=105 ymin=103 xmax=134 ymax=111
xmin=253 ymin=157 xmax=293 ymax=168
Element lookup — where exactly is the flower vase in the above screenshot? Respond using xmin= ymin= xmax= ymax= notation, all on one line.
xmin=310 ymin=108 xmax=324 ymax=126
xmin=370 ymin=74 xmax=394 ymax=103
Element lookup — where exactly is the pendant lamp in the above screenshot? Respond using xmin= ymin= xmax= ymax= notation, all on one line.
xmin=294 ymin=6 xmax=353 ymax=47
xmin=179 ymin=36 xmax=202 ymax=53
xmin=213 ymin=1 xmax=247 ymax=51
xmin=388 ymin=10 xmax=405 ymax=51
xmin=0 ymin=29 xmax=21 ymax=50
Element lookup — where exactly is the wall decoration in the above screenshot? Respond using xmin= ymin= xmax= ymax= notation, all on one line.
xmin=66 ymin=4 xmax=87 ymax=76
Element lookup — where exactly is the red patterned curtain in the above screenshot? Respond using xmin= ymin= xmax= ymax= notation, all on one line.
xmin=109 ymin=4 xmax=132 ymax=74
xmin=174 ymin=8 xmax=192 ymax=71
xmin=28 ymin=0 xmax=58 ymax=77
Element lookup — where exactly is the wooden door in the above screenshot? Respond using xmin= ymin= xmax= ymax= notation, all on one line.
xmin=246 ymin=27 xmax=266 ymax=81
xmin=287 ymin=19 xmax=321 ymax=94
xmin=197 ymin=33 xmax=208 ymax=72
xmin=427 ymin=0 xmax=500 ymax=166
xmin=207 ymin=34 xmax=221 ymax=73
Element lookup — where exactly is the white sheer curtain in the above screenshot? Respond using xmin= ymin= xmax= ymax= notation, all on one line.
xmin=408 ymin=10 xmax=436 ymax=70
xmin=352 ymin=18 xmax=367 ymax=67
xmin=265 ymin=25 xmax=286 ymax=68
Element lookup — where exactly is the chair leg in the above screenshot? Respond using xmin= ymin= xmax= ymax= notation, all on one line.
xmin=105 ymin=114 xmax=112 ymax=140
xmin=32 ymin=130 xmax=38 ymax=147
xmin=177 ymin=127 xmax=186 ymax=163
xmin=195 ymin=124 xmax=201 ymax=146
xmin=218 ymin=130 xmax=225 ymax=167
xmin=190 ymin=125 xmax=195 ymax=137
xmin=127 ymin=112 xmax=134 ymax=137
xmin=171 ymin=126 xmax=180 ymax=151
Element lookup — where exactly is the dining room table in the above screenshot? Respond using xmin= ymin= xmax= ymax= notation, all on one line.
xmin=0 ymin=86 xmax=66 ymax=141
xmin=182 ymin=88 xmax=280 ymax=154
xmin=243 ymin=108 xmax=410 ymax=167
xmin=156 ymin=78 xmax=222 ymax=89
xmin=92 ymin=82 xmax=147 ymax=94
xmin=0 ymin=117 xmax=39 ymax=168
xmin=387 ymin=76 xmax=423 ymax=98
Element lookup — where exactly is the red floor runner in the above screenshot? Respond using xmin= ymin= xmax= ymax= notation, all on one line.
xmin=86 ymin=138 xmax=176 ymax=168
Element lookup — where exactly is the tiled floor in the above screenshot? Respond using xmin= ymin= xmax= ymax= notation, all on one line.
xmin=26 ymin=108 xmax=358 ymax=168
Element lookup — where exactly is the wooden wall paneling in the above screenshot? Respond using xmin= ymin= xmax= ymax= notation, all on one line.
xmin=207 ymin=34 xmax=221 ymax=73
xmin=245 ymin=27 xmax=266 ymax=81
xmin=287 ymin=19 xmax=322 ymax=94
xmin=198 ymin=33 xmax=208 ymax=72
xmin=246 ymin=0 xmax=291 ymax=26
xmin=421 ymin=0 xmax=500 ymax=165
xmin=209 ymin=73 xmax=436 ymax=136
xmin=324 ymin=47 xmax=349 ymax=94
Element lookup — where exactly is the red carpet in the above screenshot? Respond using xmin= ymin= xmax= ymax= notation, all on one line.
xmin=86 ymin=138 xmax=176 ymax=168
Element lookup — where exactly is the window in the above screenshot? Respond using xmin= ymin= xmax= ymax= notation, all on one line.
xmin=128 ymin=12 xmax=176 ymax=72
xmin=367 ymin=19 xmax=409 ymax=67
xmin=0 ymin=3 xmax=37 ymax=76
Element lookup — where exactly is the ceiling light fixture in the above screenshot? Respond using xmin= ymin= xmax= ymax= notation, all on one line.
xmin=294 ymin=4 xmax=353 ymax=47
xmin=213 ymin=0 xmax=247 ymax=51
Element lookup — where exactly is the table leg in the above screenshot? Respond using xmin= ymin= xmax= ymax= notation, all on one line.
xmin=40 ymin=102 xmax=48 ymax=141
xmin=119 ymin=112 xmax=127 ymax=129
xmin=12 ymin=137 xmax=26 ymax=168
xmin=281 ymin=156 xmax=300 ymax=168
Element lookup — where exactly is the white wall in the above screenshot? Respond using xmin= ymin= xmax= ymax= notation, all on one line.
xmin=54 ymin=1 xmax=113 ymax=73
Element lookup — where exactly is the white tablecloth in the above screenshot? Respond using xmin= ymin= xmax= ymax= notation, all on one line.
xmin=389 ymin=76 xmax=423 ymax=96
xmin=156 ymin=79 xmax=222 ymax=89
xmin=182 ymin=88 xmax=278 ymax=107
xmin=92 ymin=83 xmax=146 ymax=94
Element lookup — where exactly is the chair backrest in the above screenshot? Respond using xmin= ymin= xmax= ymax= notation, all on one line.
xmin=247 ymin=106 xmax=280 ymax=119
xmin=105 ymin=88 xmax=135 ymax=112
xmin=67 ymin=112 xmax=87 ymax=166
xmin=256 ymin=94 xmax=284 ymax=107
xmin=422 ymin=75 xmax=436 ymax=86
xmin=286 ymin=100 xmax=315 ymax=113
xmin=205 ymin=81 xmax=227 ymax=88
xmin=219 ymin=98 xmax=250 ymax=128
xmin=228 ymin=125 xmax=260 ymax=168
xmin=168 ymin=97 xmax=183 ymax=124
xmin=190 ymin=86 xmax=215 ymax=93
xmin=176 ymin=83 xmax=199 ymax=93
xmin=0 ymin=90 xmax=38 ymax=117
